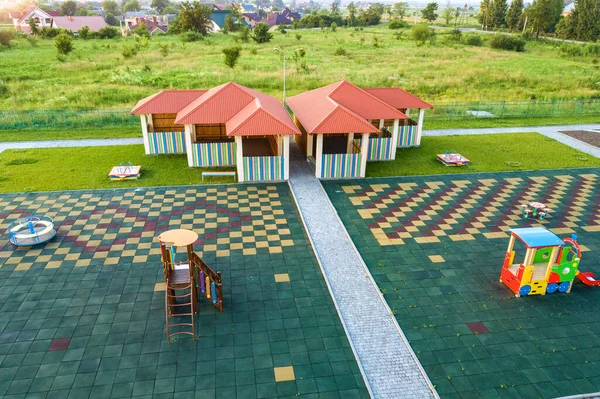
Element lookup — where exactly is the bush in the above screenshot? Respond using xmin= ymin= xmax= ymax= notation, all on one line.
xmin=411 ymin=24 xmax=434 ymax=45
xmin=26 ymin=35 xmax=38 ymax=47
xmin=78 ymin=25 xmax=90 ymax=39
xmin=158 ymin=43 xmax=169 ymax=57
xmin=252 ymin=22 xmax=273 ymax=43
xmin=388 ymin=19 xmax=409 ymax=29
xmin=250 ymin=47 xmax=257 ymax=55
xmin=450 ymin=29 xmax=462 ymax=42
xmin=464 ymin=34 xmax=484 ymax=46
xmin=96 ymin=26 xmax=120 ymax=39
xmin=489 ymin=34 xmax=526 ymax=52
xmin=41 ymin=27 xmax=61 ymax=38
xmin=133 ymin=23 xmax=151 ymax=38
xmin=334 ymin=46 xmax=347 ymax=56
xmin=222 ymin=46 xmax=241 ymax=68
xmin=55 ymin=33 xmax=74 ymax=55
xmin=121 ymin=44 xmax=139 ymax=58
xmin=239 ymin=26 xmax=250 ymax=43
xmin=277 ymin=24 xmax=287 ymax=34
xmin=180 ymin=31 xmax=204 ymax=42
xmin=295 ymin=32 xmax=302 ymax=41
xmin=331 ymin=22 xmax=337 ymax=32
xmin=0 ymin=30 xmax=15 ymax=48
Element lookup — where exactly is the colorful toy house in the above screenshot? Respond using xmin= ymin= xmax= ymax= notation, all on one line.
xmin=130 ymin=82 xmax=300 ymax=182
xmin=500 ymin=227 xmax=582 ymax=297
xmin=286 ymin=81 xmax=433 ymax=179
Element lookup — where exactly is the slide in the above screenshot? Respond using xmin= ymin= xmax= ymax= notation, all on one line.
xmin=576 ymin=271 xmax=600 ymax=286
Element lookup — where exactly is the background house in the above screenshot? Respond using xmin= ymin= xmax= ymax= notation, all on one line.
xmin=9 ymin=5 xmax=107 ymax=33
xmin=120 ymin=15 xmax=168 ymax=35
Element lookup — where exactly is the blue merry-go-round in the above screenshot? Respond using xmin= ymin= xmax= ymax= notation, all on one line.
xmin=8 ymin=215 xmax=56 ymax=246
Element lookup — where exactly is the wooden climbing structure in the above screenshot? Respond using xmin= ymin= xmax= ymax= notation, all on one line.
xmin=158 ymin=229 xmax=223 ymax=343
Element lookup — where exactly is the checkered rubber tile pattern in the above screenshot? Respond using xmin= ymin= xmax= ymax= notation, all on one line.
xmin=0 ymin=184 xmax=369 ymax=399
xmin=324 ymin=169 xmax=600 ymax=399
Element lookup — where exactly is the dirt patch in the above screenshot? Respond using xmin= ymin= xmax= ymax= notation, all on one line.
xmin=560 ymin=130 xmax=600 ymax=148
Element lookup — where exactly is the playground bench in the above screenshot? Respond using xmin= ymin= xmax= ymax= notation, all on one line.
xmin=202 ymin=171 xmax=237 ymax=182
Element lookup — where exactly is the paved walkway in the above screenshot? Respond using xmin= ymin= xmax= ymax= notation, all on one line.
xmin=424 ymin=123 xmax=600 ymax=158
xmin=287 ymin=143 xmax=438 ymax=399
xmin=0 ymin=138 xmax=143 ymax=154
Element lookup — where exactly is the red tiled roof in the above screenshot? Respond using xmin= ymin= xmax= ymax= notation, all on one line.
xmin=130 ymin=90 xmax=207 ymax=114
xmin=48 ymin=11 xmax=61 ymax=16
xmin=132 ymin=83 xmax=299 ymax=137
xmin=52 ymin=16 xmax=108 ymax=31
xmin=364 ymin=88 xmax=434 ymax=109
xmin=287 ymin=81 xmax=408 ymax=135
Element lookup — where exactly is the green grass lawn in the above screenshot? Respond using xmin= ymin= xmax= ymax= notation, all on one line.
xmin=0 ymin=125 xmax=141 ymax=142
xmin=0 ymin=145 xmax=235 ymax=192
xmin=423 ymin=114 xmax=600 ymax=130
xmin=0 ymin=25 xmax=598 ymax=110
xmin=366 ymin=132 xmax=600 ymax=177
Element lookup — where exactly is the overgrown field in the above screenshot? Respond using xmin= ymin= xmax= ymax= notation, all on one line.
xmin=1 ymin=24 xmax=599 ymax=110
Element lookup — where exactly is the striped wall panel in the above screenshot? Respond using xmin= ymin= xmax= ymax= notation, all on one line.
xmin=320 ymin=153 xmax=361 ymax=178
xmin=148 ymin=131 xmax=187 ymax=154
xmin=243 ymin=156 xmax=284 ymax=181
xmin=191 ymin=142 xmax=236 ymax=167
xmin=353 ymin=137 xmax=394 ymax=161
xmin=398 ymin=124 xmax=418 ymax=147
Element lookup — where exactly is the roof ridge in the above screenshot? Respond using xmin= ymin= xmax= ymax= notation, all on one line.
xmin=366 ymin=87 xmax=434 ymax=108
xmin=330 ymin=80 xmax=405 ymax=115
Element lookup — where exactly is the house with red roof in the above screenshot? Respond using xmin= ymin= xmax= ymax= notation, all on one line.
xmin=131 ymin=83 xmax=300 ymax=182
xmin=286 ymin=81 xmax=433 ymax=179
xmin=9 ymin=6 xmax=107 ymax=33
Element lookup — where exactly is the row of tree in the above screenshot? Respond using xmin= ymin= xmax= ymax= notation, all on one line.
xmin=555 ymin=0 xmax=600 ymax=41
xmin=479 ymin=0 xmax=567 ymax=37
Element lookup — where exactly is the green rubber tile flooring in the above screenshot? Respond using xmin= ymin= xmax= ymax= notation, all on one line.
xmin=0 ymin=184 xmax=368 ymax=399
xmin=323 ymin=168 xmax=600 ymax=399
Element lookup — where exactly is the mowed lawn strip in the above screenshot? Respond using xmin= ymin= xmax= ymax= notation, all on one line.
xmin=0 ymin=126 xmax=141 ymax=142
xmin=0 ymin=145 xmax=235 ymax=192
xmin=367 ymin=132 xmax=600 ymax=177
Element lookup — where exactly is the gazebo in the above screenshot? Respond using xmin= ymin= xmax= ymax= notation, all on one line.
xmin=130 ymin=82 xmax=300 ymax=182
xmin=286 ymin=81 xmax=433 ymax=179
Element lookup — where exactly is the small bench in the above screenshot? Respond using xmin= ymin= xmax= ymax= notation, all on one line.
xmin=202 ymin=171 xmax=237 ymax=182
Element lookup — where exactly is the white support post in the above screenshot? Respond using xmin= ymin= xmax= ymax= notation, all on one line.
xmin=378 ymin=119 xmax=384 ymax=130
xmin=146 ymin=113 xmax=154 ymax=131
xmin=416 ymin=108 xmax=425 ymax=146
xmin=360 ymin=133 xmax=369 ymax=178
xmin=405 ymin=108 xmax=411 ymax=118
xmin=346 ymin=133 xmax=354 ymax=153
xmin=283 ymin=135 xmax=290 ymax=180
xmin=184 ymin=124 xmax=194 ymax=167
xmin=315 ymin=134 xmax=323 ymax=178
xmin=140 ymin=115 xmax=150 ymax=154
xmin=235 ymin=135 xmax=244 ymax=182
xmin=391 ymin=119 xmax=399 ymax=160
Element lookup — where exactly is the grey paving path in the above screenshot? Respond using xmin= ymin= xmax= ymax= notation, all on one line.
xmin=287 ymin=143 xmax=438 ymax=399
xmin=0 ymin=138 xmax=143 ymax=154
xmin=424 ymin=123 xmax=600 ymax=158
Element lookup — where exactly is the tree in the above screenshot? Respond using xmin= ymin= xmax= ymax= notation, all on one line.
xmin=222 ymin=46 xmax=241 ymax=68
xmin=102 ymin=0 xmax=120 ymax=14
xmin=347 ymin=2 xmax=357 ymax=26
xmin=412 ymin=23 xmax=434 ymax=44
xmin=223 ymin=14 xmax=236 ymax=33
xmin=76 ymin=7 xmax=89 ymax=16
xmin=421 ymin=2 xmax=439 ymax=22
xmin=488 ymin=0 xmax=508 ymax=28
xmin=176 ymin=1 xmax=213 ymax=35
xmin=28 ymin=18 xmax=40 ymax=35
xmin=252 ymin=22 xmax=273 ymax=43
xmin=55 ymin=33 xmax=74 ymax=55
xmin=60 ymin=1 xmax=78 ymax=16
xmin=478 ymin=0 xmax=490 ymax=28
xmin=358 ymin=3 xmax=385 ymax=25
xmin=393 ymin=2 xmax=408 ymax=18
xmin=330 ymin=1 xmax=339 ymax=14
xmin=525 ymin=0 xmax=563 ymax=37
xmin=568 ymin=0 xmax=600 ymax=41
xmin=105 ymin=13 xmax=119 ymax=26
xmin=151 ymin=0 xmax=170 ymax=13
xmin=506 ymin=0 xmax=524 ymax=30
xmin=123 ymin=0 xmax=141 ymax=12
xmin=442 ymin=7 xmax=454 ymax=25
xmin=239 ymin=25 xmax=250 ymax=42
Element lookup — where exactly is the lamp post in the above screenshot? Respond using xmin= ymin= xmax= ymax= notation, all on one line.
xmin=274 ymin=47 xmax=302 ymax=104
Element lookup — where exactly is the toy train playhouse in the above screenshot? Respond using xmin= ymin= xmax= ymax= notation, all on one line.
xmin=500 ymin=227 xmax=600 ymax=297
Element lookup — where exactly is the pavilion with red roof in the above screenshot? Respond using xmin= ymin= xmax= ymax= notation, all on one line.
xmin=131 ymin=82 xmax=300 ymax=182
xmin=286 ymin=81 xmax=433 ymax=179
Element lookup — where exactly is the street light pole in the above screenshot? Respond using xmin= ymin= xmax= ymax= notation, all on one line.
xmin=274 ymin=48 xmax=302 ymax=104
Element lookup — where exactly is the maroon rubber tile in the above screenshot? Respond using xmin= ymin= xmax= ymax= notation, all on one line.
xmin=48 ymin=338 xmax=71 ymax=351
xmin=466 ymin=322 xmax=489 ymax=334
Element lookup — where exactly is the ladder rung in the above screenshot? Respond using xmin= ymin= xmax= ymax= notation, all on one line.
xmin=168 ymin=323 xmax=194 ymax=327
